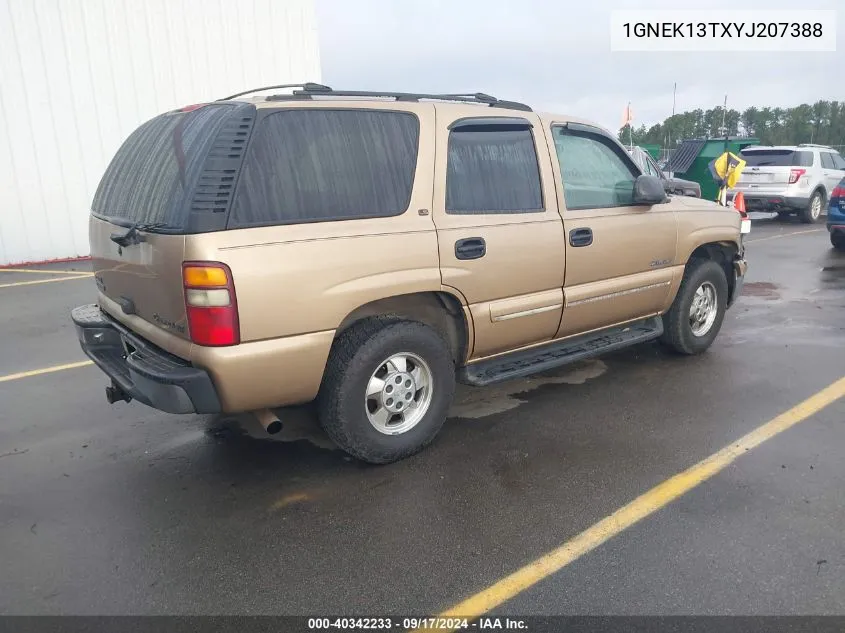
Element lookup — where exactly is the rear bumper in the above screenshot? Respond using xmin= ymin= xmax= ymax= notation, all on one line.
xmin=728 ymin=193 xmax=808 ymax=212
xmin=827 ymin=205 xmax=845 ymax=233
xmin=71 ymin=304 xmax=221 ymax=414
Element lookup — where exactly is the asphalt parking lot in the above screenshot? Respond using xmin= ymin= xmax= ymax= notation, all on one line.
xmin=1 ymin=217 xmax=844 ymax=617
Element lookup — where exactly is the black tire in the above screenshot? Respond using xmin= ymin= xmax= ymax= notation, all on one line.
xmin=317 ymin=317 xmax=455 ymax=464
xmin=799 ymin=190 xmax=824 ymax=224
xmin=659 ymin=259 xmax=729 ymax=355
xmin=832 ymin=231 xmax=845 ymax=252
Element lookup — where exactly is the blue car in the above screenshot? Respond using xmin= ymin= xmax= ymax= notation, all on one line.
xmin=829 ymin=177 xmax=845 ymax=251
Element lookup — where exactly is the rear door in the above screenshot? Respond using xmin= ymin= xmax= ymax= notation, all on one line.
xmin=89 ymin=103 xmax=249 ymax=353
xmin=432 ymin=109 xmax=565 ymax=360
xmin=821 ymin=152 xmax=845 ymax=194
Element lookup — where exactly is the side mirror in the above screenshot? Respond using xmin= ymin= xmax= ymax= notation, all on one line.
xmin=633 ymin=174 xmax=668 ymax=205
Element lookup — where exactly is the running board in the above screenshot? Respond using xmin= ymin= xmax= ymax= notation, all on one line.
xmin=458 ymin=317 xmax=664 ymax=387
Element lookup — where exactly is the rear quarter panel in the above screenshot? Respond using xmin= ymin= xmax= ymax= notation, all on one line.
xmin=184 ymin=102 xmax=442 ymax=409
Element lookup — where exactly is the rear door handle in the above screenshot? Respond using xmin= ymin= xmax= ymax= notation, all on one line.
xmin=455 ymin=237 xmax=486 ymax=260
xmin=569 ymin=227 xmax=593 ymax=247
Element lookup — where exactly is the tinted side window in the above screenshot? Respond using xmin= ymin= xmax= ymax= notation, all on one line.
xmin=793 ymin=151 xmax=814 ymax=167
xmin=821 ymin=152 xmax=836 ymax=169
xmin=229 ymin=110 xmax=419 ymax=227
xmin=446 ymin=127 xmax=543 ymax=214
xmin=553 ymin=127 xmax=639 ymax=210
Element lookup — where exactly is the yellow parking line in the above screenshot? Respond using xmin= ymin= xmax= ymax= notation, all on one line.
xmin=427 ymin=376 xmax=845 ymax=628
xmin=0 ymin=275 xmax=92 ymax=289
xmin=0 ymin=268 xmax=93 ymax=275
xmin=746 ymin=228 xmax=823 ymax=244
xmin=0 ymin=360 xmax=94 ymax=383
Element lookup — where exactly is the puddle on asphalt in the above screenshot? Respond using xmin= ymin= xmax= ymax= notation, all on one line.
xmin=448 ymin=360 xmax=607 ymax=419
xmin=741 ymin=281 xmax=781 ymax=300
xmin=205 ymin=360 xmax=609 ymax=449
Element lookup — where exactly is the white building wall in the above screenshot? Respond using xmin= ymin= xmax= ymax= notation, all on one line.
xmin=0 ymin=0 xmax=321 ymax=265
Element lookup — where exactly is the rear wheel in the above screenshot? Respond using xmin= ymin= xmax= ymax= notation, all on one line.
xmin=832 ymin=231 xmax=845 ymax=252
xmin=317 ymin=317 xmax=455 ymax=464
xmin=799 ymin=190 xmax=824 ymax=224
xmin=660 ymin=259 xmax=729 ymax=355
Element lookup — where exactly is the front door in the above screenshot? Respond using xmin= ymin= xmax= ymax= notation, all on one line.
xmin=433 ymin=109 xmax=566 ymax=360
xmin=542 ymin=121 xmax=678 ymax=338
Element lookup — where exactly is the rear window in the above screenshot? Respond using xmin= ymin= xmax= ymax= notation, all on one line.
xmin=740 ymin=149 xmax=813 ymax=167
xmin=229 ymin=110 xmax=419 ymax=227
xmin=91 ymin=105 xmax=234 ymax=228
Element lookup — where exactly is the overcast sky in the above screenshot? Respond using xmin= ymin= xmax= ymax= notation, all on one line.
xmin=315 ymin=0 xmax=843 ymax=133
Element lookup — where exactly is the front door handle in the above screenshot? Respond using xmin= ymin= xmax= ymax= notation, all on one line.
xmin=455 ymin=237 xmax=486 ymax=260
xmin=569 ymin=227 xmax=593 ymax=247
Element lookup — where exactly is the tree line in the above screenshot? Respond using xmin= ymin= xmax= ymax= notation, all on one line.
xmin=619 ymin=100 xmax=845 ymax=149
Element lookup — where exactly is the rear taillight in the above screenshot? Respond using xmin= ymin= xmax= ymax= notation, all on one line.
xmin=788 ymin=169 xmax=806 ymax=184
xmin=182 ymin=262 xmax=239 ymax=346
xmin=832 ymin=185 xmax=845 ymax=199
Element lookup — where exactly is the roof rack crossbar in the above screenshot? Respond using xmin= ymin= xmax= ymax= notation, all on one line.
xmin=218 ymin=82 xmax=332 ymax=101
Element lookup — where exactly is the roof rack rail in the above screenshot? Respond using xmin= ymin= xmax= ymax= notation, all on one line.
xmin=262 ymin=86 xmax=533 ymax=112
xmin=797 ymin=143 xmax=833 ymax=149
xmin=219 ymin=82 xmax=332 ymax=101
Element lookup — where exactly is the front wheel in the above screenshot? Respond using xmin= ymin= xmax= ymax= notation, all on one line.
xmin=317 ymin=318 xmax=456 ymax=464
xmin=660 ymin=259 xmax=729 ymax=355
xmin=799 ymin=190 xmax=824 ymax=224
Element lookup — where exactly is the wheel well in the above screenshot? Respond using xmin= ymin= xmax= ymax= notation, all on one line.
xmin=335 ymin=292 xmax=468 ymax=365
xmin=688 ymin=241 xmax=738 ymax=302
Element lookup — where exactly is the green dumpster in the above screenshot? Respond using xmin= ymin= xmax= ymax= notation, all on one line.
xmin=640 ymin=144 xmax=661 ymax=160
xmin=668 ymin=137 xmax=759 ymax=202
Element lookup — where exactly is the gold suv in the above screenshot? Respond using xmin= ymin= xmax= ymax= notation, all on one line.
xmin=72 ymin=84 xmax=749 ymax=463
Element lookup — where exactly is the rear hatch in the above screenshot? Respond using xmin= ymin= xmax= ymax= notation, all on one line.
xmin=89 ymin=102 xmax=255 ymax=349
xmin=734 ymin=148 xmax=813 ymax=190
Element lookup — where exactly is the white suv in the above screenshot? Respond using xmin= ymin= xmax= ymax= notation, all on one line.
xmin=730 ymin=144 xmax=845 ymax=223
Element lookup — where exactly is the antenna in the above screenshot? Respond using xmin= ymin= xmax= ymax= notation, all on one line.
xmin=667 ymin=82 xmax=676 ymax=161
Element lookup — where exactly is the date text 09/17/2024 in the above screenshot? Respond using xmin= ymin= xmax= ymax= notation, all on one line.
xmin=306 ymin=617 xmax=528 ymax=630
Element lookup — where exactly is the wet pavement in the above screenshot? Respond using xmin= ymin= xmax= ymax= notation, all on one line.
xmin=1 ymin=216 xmax=844 ymax=616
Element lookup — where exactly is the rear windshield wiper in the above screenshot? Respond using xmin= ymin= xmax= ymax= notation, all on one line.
xmin=109 ymin=222 xmax=170 ymax=247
